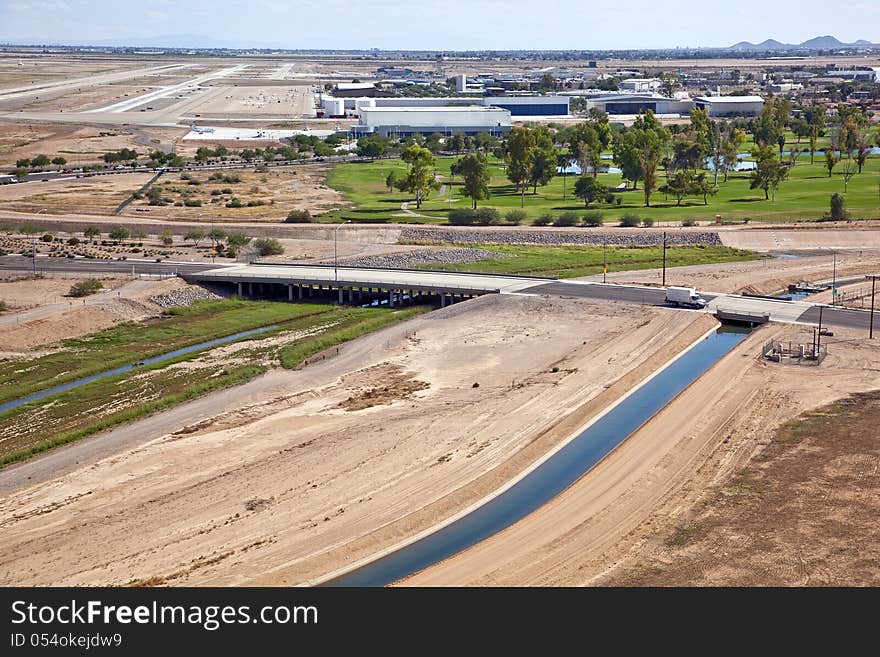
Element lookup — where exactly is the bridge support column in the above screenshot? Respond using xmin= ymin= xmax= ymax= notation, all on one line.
xmin=338 ymin=287 xmax=344 ymax=304
xmin=298 ymin=286 xmax=303 ymax=300
xmin=248 ymin=282 xmax=253 ymax=296
xmin=440 ymin=293 xmax=446 ymax=308
xmin=308 ymin=286 xmax=313 ymax=297
xmin=288 ymin=284 xmax=293 ymax=301
xmin=237 ymin=282 xmax=243 ymax=297
xmin=389 ymin=289 xmax=395 ymax=307
xmin=349 ymin=288 xmax=354 ymax=303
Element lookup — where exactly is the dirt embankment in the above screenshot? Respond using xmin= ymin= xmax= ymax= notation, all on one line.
xmin=0 ymin=276 xmax=190 ymax=352
xmin=404 ymin=324 xmax=880 ymax=586
xmin=0 ymin=295 xmax=713 ymax=586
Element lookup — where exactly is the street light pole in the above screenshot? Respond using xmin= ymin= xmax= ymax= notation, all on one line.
xmin=661 ymin=231 xmax=667 ymax=287
xmin=831 ymin=250 xmax=837 ymax=304
xmin=334 ymin=220 xmax=351 ymax=283
xmin=603 ymin=236 xmax=607 ymax=284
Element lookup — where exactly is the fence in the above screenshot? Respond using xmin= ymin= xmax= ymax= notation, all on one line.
xmin=762 ymin=339 xmax=827 ymax=366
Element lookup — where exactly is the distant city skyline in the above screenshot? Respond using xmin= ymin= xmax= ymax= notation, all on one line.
xmin=0 ymin=0 xmax=878 ymax=51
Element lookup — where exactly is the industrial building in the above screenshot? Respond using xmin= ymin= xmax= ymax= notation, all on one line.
xmin=322 ymin=94 xmax=569 ymax=117
xmin=353 ymin=106 xmax=512 ymax=137
xmin=693 ymin=95 xmax=764 ymax=117
xmin=583 ymin=93 xmax=694 ymax=115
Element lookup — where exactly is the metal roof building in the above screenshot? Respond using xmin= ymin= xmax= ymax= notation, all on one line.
xmin=355 ymin=106 xmax=512 ymax=137
xmin=693 ymin=95 xmax=765 ymax=117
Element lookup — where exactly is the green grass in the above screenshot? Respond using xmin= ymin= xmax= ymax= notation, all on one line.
xmin=324 ymin=151 xmax=880 ymax=224
xmin=0 ymin=299 xmax=332 ymax=404
xmin=418 ymin=244 xmax=763 ymax=278
xmin=0 ymin=303 xmax=428 ymax=467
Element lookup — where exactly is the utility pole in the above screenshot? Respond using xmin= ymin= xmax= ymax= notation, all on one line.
xmin=868 ymin=274 xmax=877 ymax=340
xmin=661 ymin=231 xmax=667 ymax=287
xmin=334 ymin=220 xmax=351 ymax=284
xmin=831 ymin=250 xmax=837 ymax=305
xmin=603 ymin=236 xmax=607 ymax=284
xmin=816 ymin=305 xmax=824 ymax=353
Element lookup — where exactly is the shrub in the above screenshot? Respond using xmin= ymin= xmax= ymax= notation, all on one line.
xmin=160 ymin=231 xmax=173 ymax=246
xmin=246 ymin=200 xmax=266 ymax=207
xmin=554 ymin=212 xmax=579 ymax=227
xmin=0 ymin=300 xmax=6 ymax=312
xmin=184 ymin=199 xmax=202 ymax=207
xmin=253 ymin=237 xmax=284 ymax=257
xmin=615 ymin=197 xmax=623 ymax=206
xmin=473 ymin=207 xmax=501 ymax=225
xmin=604 ymin=193 xmax=615 ymax=204
xmin=66 ymin=237 xmax=80 ymax=246
xmin=40 ymin=233 xmax=54 ymax=242
xmin=619 ymin=213 xmax=641 ymax=227
xmin=221 ymin=187 xmax=234 ymax=195
xmin=69 ymin=279 xmax=103 ymax=297
xmin=582 ymin=211 xmax=604 ymax=227
xmin=210 ymin=189 xmax=222 ymax=196
xmin=285 ymin=209 xmax=313 ymax=223
xmin=642 ymin=217 xmax=655 ymax=227
xmin=448 ymin=209 xmax=476 ymax=225
xmin=225 ymin=198 xmax=244 ymax=208
xmin=504 ymin=209 xmax=527 ymax=225
xmin=681 ymin=219 xmax=697 ymax=227
xmin=829 ymin=193 xmax=848 ymax=221
xmin=532 ymin=212 xmax=554 ymax=226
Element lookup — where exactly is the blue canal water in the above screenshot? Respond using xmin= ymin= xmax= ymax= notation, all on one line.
xmin=326 ymin=327 xmax=749 ymax=587
xmin=0 ymin=325 xmax=278 ymax=415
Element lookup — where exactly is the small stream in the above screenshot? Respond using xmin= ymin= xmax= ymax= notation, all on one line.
xmin=326 ymin=326 xmax=749 ymax=587
xmin=0 ymin=325 xmax=278 ymax=415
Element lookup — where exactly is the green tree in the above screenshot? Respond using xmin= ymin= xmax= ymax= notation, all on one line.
xmin=109 ymin=227 xmax=130 ymax=242
xmin=750 ymin=145 xmax=789 ymax=201
xmin=631 ymin=111 xmax=669 ymax=207
xmin=455 ymin=153 xmax=491 ymax=209
xmin=160 ymin=230 xmax=173 ymax=246
xmin=613 ymin=129 xmax=641 ymax=189
xmin=184 ymin=230 xmax=206 ymax=246
xmin=659 ymin=170 xmax=693 ymax=206
xmin=253 ymin=238 xmax=284 ymax=256
xmin=401 ymin=144 xmax=436 ymax=209
xmin=51 ymin=156 xmax=67 ymax=166
xmin=528 ymin=127 xmax=556 ymax=193
xmin=31 ymin=154 xmax=51 ymax=169
xmin=385 ymin=170 xmax=400 ymax=193
xmin=574 ymin=176 xmax=608 ymax=208
xmin=505 ymin=127 xmax=535 ymax=207
xmin=659 ymin=72 xmax=680 ymax=98
xmin=356 ymin=134 xmax=389 ymax=159
xmin=824 ymin=149 xmax=839 ymax=178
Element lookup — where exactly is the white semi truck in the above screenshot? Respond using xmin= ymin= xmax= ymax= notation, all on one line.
xmin=665 ymin=286 xmax=708 ymax=309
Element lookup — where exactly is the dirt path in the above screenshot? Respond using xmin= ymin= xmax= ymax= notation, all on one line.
xmin=404 ymin=324 xmax=880 ymax=585
xmin=0 ymin=296 xmax=712 ymax=586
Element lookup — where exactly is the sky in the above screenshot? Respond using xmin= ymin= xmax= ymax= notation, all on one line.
xmin=0 ymin=0 xmax=878 ymax=51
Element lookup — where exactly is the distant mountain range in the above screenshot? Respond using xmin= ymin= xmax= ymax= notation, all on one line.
xmin=729 ymin=35 xmax=877 ymax=51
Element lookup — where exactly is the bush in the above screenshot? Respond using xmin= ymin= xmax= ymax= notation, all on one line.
xmin=448 ymin=209 xmax=476 ymax=225
xmin=829 ymin=193 xmax=848 ymax=221
xmin=183 ymin=199 xmax=202 ymax=207
xmin=554 ymin=212 xmax=579 ymax=227
xmin=0 ymin=300 xmax=6 ymax=312
xmin=641 ymin=217 xmax=655 ymax=227
xmin=246 ymin=200 xmax=266 ymax=207
xmin=225 ymin=198 xmax=244 ymax=208
xmin=619 ymin=213 xmax=641 ymax=227
xmin=473 ymin=207 xmax=500 ymax=225
xmin=66 ymin=237 xmax=80 ymax=246
xmin=160 ymin=231 xmax=173 ymax=246
xmin=504 ymin=209 xmax=527 ymax=225
xmin=40 ymin=234 xmax=54 ymax=242
xmin=285 ymin=209 xmax=313 ymax=223
xmin=69 ymin=279 xmax=103 ymax=297
xmin=582 ymin=211 xmax=604 ymax=227
xmin=681 ymin=219 xmax=697 ymax=227
xmin=604 ymin=193 xmax=615 ymax=204
xmin=615 ymin=197 xmax=623 ymax=206
xmin=253 ymin=238 xmax=284 ymax=257
xmin=532 ymin=212 xmax=554 ymax=226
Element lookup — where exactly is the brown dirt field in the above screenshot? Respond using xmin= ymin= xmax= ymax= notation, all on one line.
xmin=0 ymin=295 xmax=714 ymax=586
xmin=120 ymin=165 xmax=347 ymax=221
xmin=609 ymin=389 xmax=880 ymax=586
xmin=0 ymin=123 xmax=184 ymax=168
xmin=404 ymin=324 xmax=880 ymax=586
xmin=0 ymin=172 xmax=152 ymax=215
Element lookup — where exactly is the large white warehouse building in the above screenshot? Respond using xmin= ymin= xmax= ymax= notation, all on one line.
xmin=694 ymin=95 xmax=764 ymax=117
xmin=354 ymin=106 xmax=512 ymax=137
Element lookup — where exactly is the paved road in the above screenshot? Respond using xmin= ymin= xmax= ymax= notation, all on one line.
xmin=0 ymin=255 xmax=220 ymax=276
xmin=2 ymin=256 xmax=873 ymax=330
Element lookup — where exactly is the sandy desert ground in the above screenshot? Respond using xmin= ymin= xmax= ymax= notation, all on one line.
xmin=0 ymin=295 xmax=716 ymax=586
xmin=403 ymin=322 xmax=880 ymax=585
